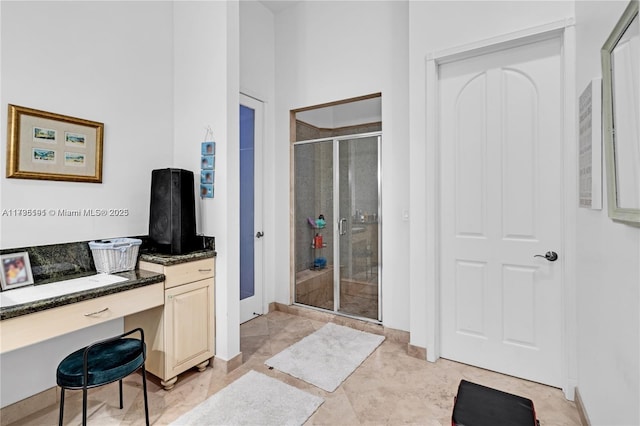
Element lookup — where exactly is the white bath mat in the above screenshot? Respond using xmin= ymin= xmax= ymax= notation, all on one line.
xmin=170 ymin=370 xmax=323 ymax=426
xmin=265 ymin=322 xmax=385 ymax=392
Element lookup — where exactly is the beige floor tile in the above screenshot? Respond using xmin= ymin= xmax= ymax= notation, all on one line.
xmin=8 ymin=310 xmax=580 ymax=425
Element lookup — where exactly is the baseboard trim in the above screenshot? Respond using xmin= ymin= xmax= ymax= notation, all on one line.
xmin=212 ymin=352 xmax=243 ymax=374
xmin=574 ymin=386 xmax=591 ymax=426
xmin=0 ymin=387 xmax=57 ymax=426
xmin=271 ymin=302 xmax=411 ymax=344
xmin=407 ymin=343 xmax=427 ymax=360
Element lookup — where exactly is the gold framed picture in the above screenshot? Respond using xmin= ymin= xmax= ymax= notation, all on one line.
xmin=6 ymin=104 xmax=104 ymax=183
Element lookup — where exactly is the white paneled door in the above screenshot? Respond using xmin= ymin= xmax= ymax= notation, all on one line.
xmin=439 ymin=36 xmax=564 ymax=387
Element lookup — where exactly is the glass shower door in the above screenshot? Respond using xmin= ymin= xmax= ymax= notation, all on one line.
xmin=293 ymin=133 xmax=380 ymax=322
xmin=337 ymin=136 xmax=380 ymax=320
xmin=293 ymin=140 xmax=335 ymax=312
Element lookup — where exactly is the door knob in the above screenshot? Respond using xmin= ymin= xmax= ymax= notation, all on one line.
xmin=256 ymin=231 xmax=264 ymax=238
xmin=534 ymin=251 xmax=558 ymax=262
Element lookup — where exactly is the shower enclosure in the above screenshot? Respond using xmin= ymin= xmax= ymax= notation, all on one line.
xmin=293 ymin=132 xmax=381 ymax=321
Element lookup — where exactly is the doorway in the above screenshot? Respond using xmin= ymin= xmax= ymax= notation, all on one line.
xmin=293 ymin=133 xmax=381 ymax=321
xmin=239 ymin=94 xmax=264 ymax=324
xmin=437 ymin=34 xmax=565 ymax=386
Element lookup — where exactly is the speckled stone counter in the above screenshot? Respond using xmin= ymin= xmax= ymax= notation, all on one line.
xmin=0 ymin=235 xmax=215 ymax=284
xmin=0 ymin=269 xmax=164 ymax=321
xmin=0 ymin=236 xmax=215 ymax=321
xmin=139 ymin=249 xmax=216 ymax=266
xmin=0 ymin=240 xmax=101 ymax=284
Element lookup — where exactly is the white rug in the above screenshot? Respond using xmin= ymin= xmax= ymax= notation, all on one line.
xmin=265 ymin=322 xmax=385 ymax=392
xmin=170 ymin=370 xmax=324 ymax=426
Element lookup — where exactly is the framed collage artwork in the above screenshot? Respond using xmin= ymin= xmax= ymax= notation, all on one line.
xmin=6 ymin=105 xmax=104 ymax=183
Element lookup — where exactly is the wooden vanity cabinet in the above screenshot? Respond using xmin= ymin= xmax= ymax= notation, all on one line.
xmin=125 ymin=258 xmax=215 ymax=390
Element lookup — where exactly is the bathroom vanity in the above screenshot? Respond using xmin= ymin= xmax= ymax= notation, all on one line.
xmin=0 ymin=242 xmax=216 ymax=393
xmin=125 ymin=252 xmax=215 ymax=390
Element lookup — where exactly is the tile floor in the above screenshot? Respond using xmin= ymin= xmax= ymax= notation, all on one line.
xmin=9 ymin=310 xmax=581 ymax=425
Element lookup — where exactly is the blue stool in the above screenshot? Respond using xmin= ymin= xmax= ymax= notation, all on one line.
xmin=56 ymin=328 xmax=150 ymax=426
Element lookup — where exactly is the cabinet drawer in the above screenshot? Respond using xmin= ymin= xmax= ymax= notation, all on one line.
xmin=163 ymin=259 xmax=215 ymax=289
xmin=0 ymin=283 xmax=163 ymax=353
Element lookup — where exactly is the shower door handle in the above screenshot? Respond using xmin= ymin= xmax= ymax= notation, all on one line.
xmin=338 ymin=218 xmax=347 ymax=236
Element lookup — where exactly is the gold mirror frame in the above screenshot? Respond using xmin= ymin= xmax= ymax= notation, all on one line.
xmin=601 ymin=0 xmax=640 ymax=224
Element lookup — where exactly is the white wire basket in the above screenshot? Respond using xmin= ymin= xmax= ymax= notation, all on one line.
xmin=88 ymin=238 xmax=142 ymax=274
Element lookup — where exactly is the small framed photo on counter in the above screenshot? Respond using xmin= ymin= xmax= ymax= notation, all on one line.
xmin=0 ymin=252 xmax=34 ymax=291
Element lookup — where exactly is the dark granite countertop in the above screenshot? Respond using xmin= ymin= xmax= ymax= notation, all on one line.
xmin=139 ymin=249 xmax=216 ymax=266
xmin=0 ymin=269 xmax=164 ymax=321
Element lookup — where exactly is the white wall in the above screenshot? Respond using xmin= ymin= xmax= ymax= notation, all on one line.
xmin=239 ymin=1 xmax=276 ymax=313
xmin=172 ymin=0 xmax=241 ymax=363
xmin=0 ymin=0 xmax=243 ymax=406
xmin=296 ymin=97 xmax=382 ymax=128
xmin=407 ymin=0 xmax=574 ymax=350
xmin=3 ymin=1 xmax=638 ymax=419
xmin=0 ymin=0 xmax=174 ymax=408
xmin=1 ymin=1 xmax=3 ymax=250
xmin=273 ymin=0 xmax=411 ymax=331
xmin=574 ymin=2 xmax=640 ymax=424
xmin=273 ymin=0 xmax=575 ymax=337
xmin=0 ymin=1 xmax=174 ymax=249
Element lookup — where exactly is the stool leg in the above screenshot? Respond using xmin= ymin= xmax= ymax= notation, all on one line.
xmin=82 ymin=387 xmax=88 ymax=426
xmin=119 ymin=380 xmax=123 ymax=409
xmin=58 ymin=388 xmax=65 ymax=426
xmin=141 ymin=365 xmax=150 ymax=426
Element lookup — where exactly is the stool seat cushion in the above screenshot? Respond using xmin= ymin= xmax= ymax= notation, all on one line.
xmin=56 ymin=338 xmax=145 ymax=389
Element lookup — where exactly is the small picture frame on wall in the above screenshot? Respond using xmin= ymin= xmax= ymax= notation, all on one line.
xmin=201 ymin=155 xmax=214 ymax=170
xmin=200 ymin=184 xmax=214 ymax=199
xmin=6 ymin=104 xmax=104 ymax=183
xmin=201 ymin=170 xmax=215 ymax=184
xmin=0 ymin=252 xmax=34 ymax=291
xmin=201 ymin=141 xmax=215 ymax=156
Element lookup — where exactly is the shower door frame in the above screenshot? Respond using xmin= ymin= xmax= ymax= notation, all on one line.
xmin=291 ymin=131 xmax=382 ymax=323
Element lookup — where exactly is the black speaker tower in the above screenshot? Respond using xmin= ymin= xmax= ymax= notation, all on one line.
xmin=149 ymin=168 xmax=196 ymax=254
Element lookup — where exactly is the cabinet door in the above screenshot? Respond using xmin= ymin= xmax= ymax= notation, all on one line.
xmin=164 ymin=278 xmax=214 ymax=377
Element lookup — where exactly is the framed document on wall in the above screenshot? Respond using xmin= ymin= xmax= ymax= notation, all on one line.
xmin=578 ymin=78 xmax=602 ymax=210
